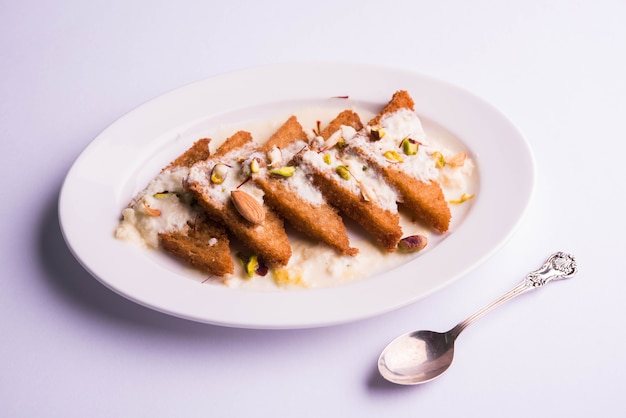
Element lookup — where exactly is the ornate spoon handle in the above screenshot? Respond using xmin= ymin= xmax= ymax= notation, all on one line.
xmin=449 ymin=252 xmax=578 ymax=339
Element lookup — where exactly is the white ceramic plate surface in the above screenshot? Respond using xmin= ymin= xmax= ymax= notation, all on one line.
xmin=59 ymin=62 xmax=534 ymax=329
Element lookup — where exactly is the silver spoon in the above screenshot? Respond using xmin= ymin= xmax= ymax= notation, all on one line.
xmin=378 ymin=252 xmax=578 ymax=385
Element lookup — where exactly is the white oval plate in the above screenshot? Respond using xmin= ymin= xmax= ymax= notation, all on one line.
xmin=59 ymin=63 xmax=534 ymax=329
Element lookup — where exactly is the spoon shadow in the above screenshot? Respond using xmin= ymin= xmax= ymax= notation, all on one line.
xmin=366 ymin=361 xmax=428 ymax=393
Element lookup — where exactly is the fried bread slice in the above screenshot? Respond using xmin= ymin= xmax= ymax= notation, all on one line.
xmin=158 ymin=213 xmax=233 ymax=277
xmin=187 ymin=131 xmax=292 ymax=266
xmin=250 ymin=116 xmax=357 ymax=256
xmin=348 ymin=90 xmax=452 ymax=233
xmin=296 ymin=110 xmax=403 ymax=251
xmin=116 ymin=138 xmax=234 ymax=277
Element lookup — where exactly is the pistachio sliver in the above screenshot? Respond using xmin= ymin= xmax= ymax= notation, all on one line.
xmin=244 ymin=255 xmax=258 ymax=278
xmin=250 ymin=158 xmax=260 ymax=174
xmin=236 ymin=253 xmax=259 ymax=278
xmin=153 ymin=191 xmax=175 ymax=199
xmin=384 ymin=150 xmax=404 ymax=163
xmin=433 ymin=151 xmax=446 ymax=168
xmin=269 ymin=166 xmax=296 ymax=177
xmin=336 ymin=165 xmax=350 ymax=180
xmin=449 ymin=193 xmax=475 ymax=204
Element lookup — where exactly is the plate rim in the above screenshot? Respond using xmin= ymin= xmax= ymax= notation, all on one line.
xmin=58 ymin=62 xmax=535 ymax=329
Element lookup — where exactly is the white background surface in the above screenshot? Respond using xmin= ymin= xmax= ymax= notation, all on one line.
xmin=1 ymin=1 xmax=624 ymax=416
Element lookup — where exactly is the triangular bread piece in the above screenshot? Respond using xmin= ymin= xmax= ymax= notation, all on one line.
xmin=249 ymin=116 xmax=357 ymax=255
xmin=347 ymin=90 xmax=451 ymax=232
xmin=295 ymin=110 xmax=403 ymax=251
xmin=116 ymin=138 xmax=234 ymax=277
xmin=187 ymin=131 xmax=292 ymax=266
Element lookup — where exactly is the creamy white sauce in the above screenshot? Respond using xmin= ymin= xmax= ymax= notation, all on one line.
xmin=117 ymin=102 xmax=478 ymax=290
xmin=254 ymin=141 xmax=327 ymax=206
xmin=115 ymin=166 xmax=200 ymax=248
xmin=187 ymin=143 xmax=265 ymax=207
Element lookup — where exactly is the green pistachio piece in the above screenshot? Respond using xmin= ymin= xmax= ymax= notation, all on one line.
xmin=268 ymin=166 xmax=296 ymax=177
xmin=336 ymin=165 xmax=350 ymax=180
xmin=433 ymin=151 xmax=446 ymax=168
xmin=398 ymin=235 xmax=428 ymax=253
xmin=401 ymin=138 xmax=419 ymax=156
xmin=383 ymin=150 xmax=404 ymax=163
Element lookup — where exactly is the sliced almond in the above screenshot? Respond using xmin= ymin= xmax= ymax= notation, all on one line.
xmin=320 ymin=130 xmax=342 ymax=151
xmin=267 ymin=147 xmax=282 ymax=167
xmin=359 ymin=182 xmax=378 ymax=203
xmin=231 ymin=190 xmax=265 ymax=224
xmin=447 ymin=152 xmax=467 ymax=167
xmin=142 ymin=203 xmax=161 ymax=216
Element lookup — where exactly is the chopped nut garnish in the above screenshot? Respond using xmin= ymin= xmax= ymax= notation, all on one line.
xmin=401 ymin=138 xmax=419 ymax=156
xmin=236 ymin=253 xmax=259 ymax=278
xmin=433 ymin=151 xmax=446 ymax=168
xmin=153 ymin=191 xmax=176 ymax=199
xmin=323 ymin=153 xmax=332 ymax=165
xmin=360 ymin=182 xmax=377 ymax=203
xmin=142 ymin=200 xmax=161 ymax=216
xmin=336 ymin=165 xmax=350 ymax=180
xmin=267 ymin=148 xmax=282 ymax=166
xmin=398 ymin=235 xmax=428 ymax=253
xmin=274 ymin=268 xmax=305 ymax=287
xmin=369 ymin=126 xmax=385 ymax=141
xmin=250 ymin=158 xmax=261 ymax=174
xmin=210 ymin=163 xmax=229 ymax=184
xmin=449 ymin=193 xmax=475 ymax=204
xmin=269 ymin=166 xmax=296 ymax=177
xmin=321 ymin=130 xmax=342 ymax=151
xmin=446 ymin=152 xmax=467 ymax=167
xmin=384 ymin=150 xmax=404 ymax=163
xmin=231 ymin=189 xmax=265 ymax=224
xmin=244 ymin=255 xmax=258 ymax=278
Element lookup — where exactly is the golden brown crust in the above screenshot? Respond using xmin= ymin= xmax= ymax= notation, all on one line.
xmin=307 ymin=172 xmax=402 ymax=251
xmin=155 ymin=138 xmax=234 ymax=276
xmin=368 ymin=90 xmax=415 ymax=127
xmin=254 ymin=116 xmax=357 ymax=255
xmin=297 ymin=111 xmax=402 ymax=251
xmin=320 ymin=110 xmax=364 ymax=139
xmin=213 ymin=131 xmax=254 ymax=158
xmin=255 ymin=176 xmax=358 ymax=256
xmin=163 ymin=138 xmax=212 ymax=171
xmin=260 ymin=115 xmax=308 ymax=152
xmin=384 ymin=168 xmax=450 ymax=233
xmin=365 ymin=90 xmax=451 ymax=233
xmin=159 ymin=215 xmax=234 ymax=276
xmin=217 ymin=199 xmax=292 ymax=266
xmin=187 ymin=132 xmax=293 ymax=267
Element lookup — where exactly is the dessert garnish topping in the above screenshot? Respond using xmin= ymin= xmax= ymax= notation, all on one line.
xmin=230 ymin=189 xmax=265 ymax=224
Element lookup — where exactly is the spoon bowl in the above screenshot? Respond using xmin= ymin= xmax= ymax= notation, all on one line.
xmin=378 ymin=330 xmax=455 ymax=385
xmin=378 ymin=252 xmax=578 ymax=385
